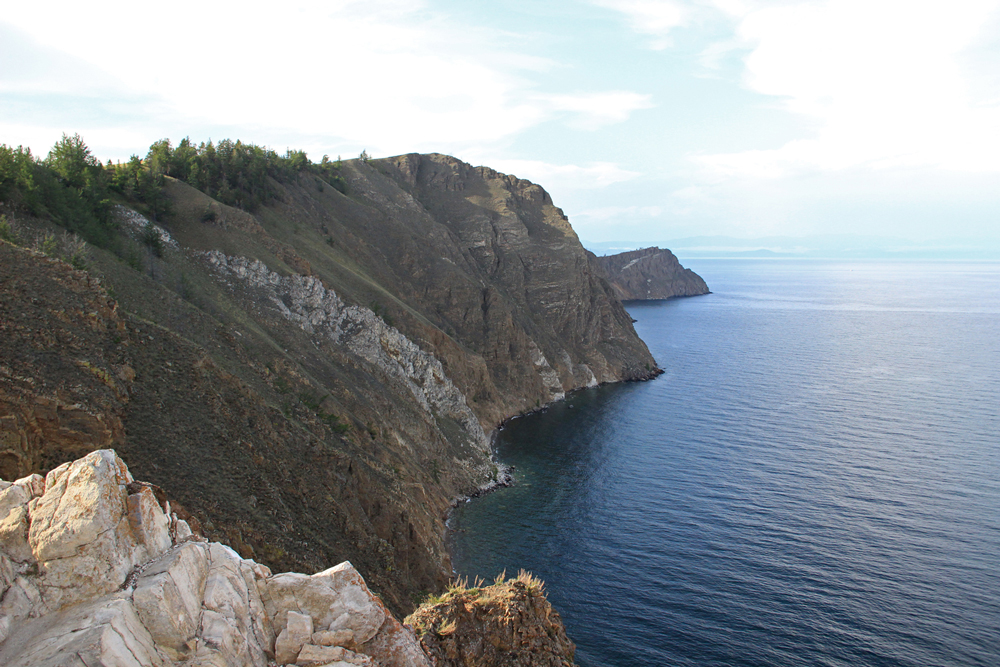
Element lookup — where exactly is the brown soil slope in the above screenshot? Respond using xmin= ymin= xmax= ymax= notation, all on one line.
xmin=0 ymin=153 xmax=657 ymax=614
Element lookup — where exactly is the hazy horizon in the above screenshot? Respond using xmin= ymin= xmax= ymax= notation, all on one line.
xmin=583 ymin=233 xmax=1000 ymax=259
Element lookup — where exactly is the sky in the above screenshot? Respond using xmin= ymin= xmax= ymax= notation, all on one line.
xmin=2 ymin=0 xmax=1000 ymax=253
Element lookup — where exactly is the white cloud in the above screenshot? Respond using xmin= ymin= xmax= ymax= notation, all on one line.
xmin=696 ymin=0 xmax=1000 ymax=176
xmin=592 ymin=0 xmax=690 ymax=48
xmin=0 ymin=0 xmax=650 ymax=158
xmin=540 ymin=91 xmax=654 ymax=129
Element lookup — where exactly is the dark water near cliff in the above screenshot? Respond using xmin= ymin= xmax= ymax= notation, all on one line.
xmin=449 ymin=260 xmax=1000 ymax=667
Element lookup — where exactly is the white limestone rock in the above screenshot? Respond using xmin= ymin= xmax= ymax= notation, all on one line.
xmin=28 ymin=450 xmax=144 ymax=611
xmin=262 ymin=561 xmax=385 ymax=645
xmin=275 ymin=610 xmax=314 ymax=664
xmin=174 ymin=517 xmax=193 ymax=541
xmin=0 ymin=478 xmax=39 ymax=564
xmin=312 ymin=628 xmax=356 ymax=647
xmin=126 ymin=485 xmax=171 ymax=558
xmin=13 ymin=474 xmax=45 ymax=500
xmin=0 ymin=483 xmax=31 ymax=520
xmin=0 ymin=595 xmax=165 ymax=667
xmin=361 ymin=612 xmax=434 ymax=667
xmin=198 ymin=542 xmax=272 ymax=667
xmin=0 ymin=450 xmax=427 ymax=667
xmin=295 ymin=643 xmax=374 ymax=666
xmin=131 ymin=542 xmax=210 ymax=659
xmin=0 ymin=550 xmax=16 ymax=596
xmin=0 ymin=574 xmax=42 ymax=643
xmin=0 ymin=503 xmax=32 ymax=563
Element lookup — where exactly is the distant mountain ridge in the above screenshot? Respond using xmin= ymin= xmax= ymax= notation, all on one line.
xmin=593 ymin=246 xmax=709 ymax=300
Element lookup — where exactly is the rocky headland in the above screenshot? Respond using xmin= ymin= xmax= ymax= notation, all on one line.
xmin=0 ymin=143 xmax=700 ymax=664
xmin=593 ymin=246 xmax=709 ymax=300
xmin=0 ymin=149 xmax=658 ymax=617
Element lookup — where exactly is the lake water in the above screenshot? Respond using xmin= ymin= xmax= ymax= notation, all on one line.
xmin=449 ymin=260 xmax=1000 ymax=667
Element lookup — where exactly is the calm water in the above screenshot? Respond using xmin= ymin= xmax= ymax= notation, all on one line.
xmin=449 ymin=260 xmax=1000 ymax=667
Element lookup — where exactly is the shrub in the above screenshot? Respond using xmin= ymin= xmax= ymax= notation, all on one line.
xmin=0 ymin=214 xmax=18 ymax=244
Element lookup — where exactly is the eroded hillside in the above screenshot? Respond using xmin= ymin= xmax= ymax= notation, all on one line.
xmin=0 ymin=148 xmax=657 ymax=614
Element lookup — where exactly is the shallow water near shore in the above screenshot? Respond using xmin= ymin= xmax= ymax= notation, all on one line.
xmin=449 ymin=259 xmax=1000 ymax=667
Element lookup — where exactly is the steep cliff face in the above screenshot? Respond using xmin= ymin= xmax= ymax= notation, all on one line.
xmin=593 ymin=246 xmax=709 ymax=300
xmin=0 ymin=153 xmax=657 ymax=615
xmin=269 ymin=153 xmax=658 ymax=425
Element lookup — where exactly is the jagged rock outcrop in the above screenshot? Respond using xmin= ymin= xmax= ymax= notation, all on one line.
xmin=405 ymin=572 xmax=576 ymax=667
xmin=203 ymin=251 xmax=488 ymax=459
xmin=592 ymin=246 xmax=709 ymax=300
xmin=0 ymin=449 xmax=431 ymax=667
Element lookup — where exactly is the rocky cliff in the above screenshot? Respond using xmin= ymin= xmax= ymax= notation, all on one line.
xmin=0 ymin=151 xmax=657 ymax=615
xmin=593 ymin=246 xmax=709 ymax=300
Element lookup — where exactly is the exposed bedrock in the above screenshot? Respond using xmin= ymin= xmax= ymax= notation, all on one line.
xmin=0 ymin=450 xmax=431 ymax=667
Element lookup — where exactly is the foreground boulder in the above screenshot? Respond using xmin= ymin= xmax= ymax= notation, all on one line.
xmin=0 ymin=450 xmax=431 ymax=666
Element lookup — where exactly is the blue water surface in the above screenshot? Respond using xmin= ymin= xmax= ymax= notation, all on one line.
xmin=449 ymin=260 xmax=1000 ymax=667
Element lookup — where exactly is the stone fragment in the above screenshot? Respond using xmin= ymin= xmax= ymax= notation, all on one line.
xmin=295 ymin=643 xmax=374 ymax=666
xmin=175 ymin=517 xmax=193 ymax=541
xmin=132 ymin=542 xmax=210 ymax=659
xmin=0 ymin=574 xmax=42 ymax=642
xmin=312 ymin=628 xmax=355 ymax=647
xmin=183 ymin=646 xmax=232 ymax=666
xmin=127 ymin=485 xmax=171 ymax=557
xmin=27 ymin=450 xmax=143 ymax=610
xmin=0 ymin=549 xmax=15 ymax=594
xmin=198 ymin=543 xmax=271 ymax=667
xmin=275 ymin=610 xmax=314 ymax=664
xmin=263 ymin=561 xmax=385 ymax=644
xmin=361 ymin=613 xmax=433 ymax=667
xmin=0 ymin=595 xmax=164 ymax=667
xmin=13 ymin=473 xmax=44 ymax=499
xmin=0 ymin=503 xmax=32 ymax=562
xmin=29 ymin=450 xmax=132 ymax=561
xmin=0 ymin=483 xmax=31 ymax=519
